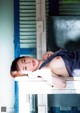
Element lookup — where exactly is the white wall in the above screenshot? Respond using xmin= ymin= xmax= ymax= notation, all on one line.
xmin=0 ymin=0 xmax=14 ymax=113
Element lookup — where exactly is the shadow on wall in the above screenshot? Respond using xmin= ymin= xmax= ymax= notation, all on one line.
xmin=65 ymin=39 xmax=80 ymax=50
xmin=47 ymin=16 xmax=80 ymax=51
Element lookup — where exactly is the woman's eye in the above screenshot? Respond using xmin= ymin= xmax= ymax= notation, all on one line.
xmin=25 ymin=67 xmax=27 ymax=70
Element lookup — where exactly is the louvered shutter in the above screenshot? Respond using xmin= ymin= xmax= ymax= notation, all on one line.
xmin=59 ymin=0 xmax=80 ymax=15
xmin=14 ymin=0 xmax=36 ymax=58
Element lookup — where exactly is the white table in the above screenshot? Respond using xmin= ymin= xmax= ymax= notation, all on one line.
xmin=15 ymin=76 xmax=80 ymax=113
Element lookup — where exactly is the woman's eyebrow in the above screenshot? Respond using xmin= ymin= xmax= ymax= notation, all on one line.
xmin=21 ymin=59 xmax=24 ymax=63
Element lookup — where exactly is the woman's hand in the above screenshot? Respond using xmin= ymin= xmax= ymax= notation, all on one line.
xmin=42 ymin=51 xmax=54 ymax=60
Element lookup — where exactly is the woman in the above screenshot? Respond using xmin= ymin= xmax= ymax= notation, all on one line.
xmin=10 ymin=49 xmax=80 ymax=88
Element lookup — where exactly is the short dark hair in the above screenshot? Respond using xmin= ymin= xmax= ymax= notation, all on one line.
xmin=10 ymin=56 xmax=25 ymax=77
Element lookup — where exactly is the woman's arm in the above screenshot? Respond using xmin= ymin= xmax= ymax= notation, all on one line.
xmin=42 ymin=49 xmax=61 ymax=60
xmin=50 ymin=76 xmax=66 ymax=88
xmin=13 ymin=65 xmax=66 ymax=88
xmin=42 ymin=51 xmax=54 ymax=60
xmin=32 ymin=68 xmax=66 ymax=88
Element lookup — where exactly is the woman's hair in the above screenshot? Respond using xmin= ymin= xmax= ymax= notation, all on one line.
xmin=10 ymin=56 xmax=25 ymax=78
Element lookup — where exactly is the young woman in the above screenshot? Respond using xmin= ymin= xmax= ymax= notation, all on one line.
xmin=10 ymin=49 xmax=80 ymax=88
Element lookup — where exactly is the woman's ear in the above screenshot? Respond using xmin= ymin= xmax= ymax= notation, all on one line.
xmin=10 ymin=71 xmax=23 ymax=78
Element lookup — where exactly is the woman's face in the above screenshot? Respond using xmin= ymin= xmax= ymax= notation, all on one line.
xmin=17 ymin=56 xmax=39 ymax=72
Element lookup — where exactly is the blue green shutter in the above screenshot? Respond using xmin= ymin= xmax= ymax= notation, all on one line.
xmin=14 ymin=0 xmax=36 ymax=58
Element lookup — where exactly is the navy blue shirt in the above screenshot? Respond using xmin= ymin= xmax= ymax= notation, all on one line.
xmin=39 ymin=49 xmax=80 ymax=77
